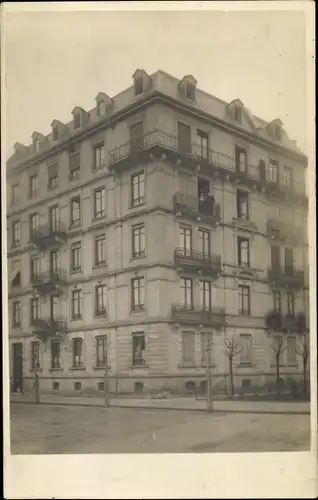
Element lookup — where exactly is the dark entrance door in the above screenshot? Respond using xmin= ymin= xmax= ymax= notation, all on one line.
xmin=130 ymin=122 xmax=144 ymax=155
xmin=12 ymin=342 xmax=23 ymax=393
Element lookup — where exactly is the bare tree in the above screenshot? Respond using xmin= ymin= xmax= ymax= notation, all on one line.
xmin=224 ymin=336 xmax=242 ymax=398
xmin=268 ymin=332 xmax=287 ymax=396
xmin=295 ymin=331 xmax=310 ymax=396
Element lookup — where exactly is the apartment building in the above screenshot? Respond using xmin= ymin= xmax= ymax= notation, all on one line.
xmin=7 ymin=69 xmax=309 ymax=395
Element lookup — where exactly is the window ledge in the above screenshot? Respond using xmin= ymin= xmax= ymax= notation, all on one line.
xmin=287 ymin=363 xmax=298 ymax=367
xmin=238 ymin=362 xmax=253 ymax=367
xmin=70 ymin=317 xmax=83 ymax=322
xmin=131 ymin=308 xmax=145 ymax=313
xmin=130 ymin=364 xmax=148 ymax=369
xmin=69 ymin=224 xmax=81 ymax=231
xmin=131 ymin=254 xmax=146 ymax=261
xmin=94 ymin=312 xmax=107 ymax=319
xmin=70 ymin=269 xmax=82 ymax=275
xmin=29 ymin=368 xmax=43 ymax=373
xmin=130 ymin=202 xmax=145 ymax=210
xmin=92 ymin=215 xmax=107 ymax=223
xmin=92 ymin=264 xmax=107 ymax=270
xmin=270 ymin=364 xmax=286 ymax=367
xmin=177 ymin=364 xmax=197 ymax=369
xmin=49 ymin=368 xmax=63 ymax=372
xmin=92 ymin=366 xmax=111 ymax=371
xmin=69 ymin=366 xmax=86 ymax=371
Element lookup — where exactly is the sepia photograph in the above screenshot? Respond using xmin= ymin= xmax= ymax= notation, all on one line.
xmin=2 ymin=1 xmax=316 ymax=498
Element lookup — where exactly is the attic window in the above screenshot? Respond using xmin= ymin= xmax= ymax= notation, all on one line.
xmin=234 ymin=106 xmax=242 ymax=122
xmin=74 ymin=113 xmax=81 ymax=130
xmin=274 ymin=124 xmax=282 ymax=141
xmin=186 ymin=82 xmax=195 ymax=100
xmin=52 ymin=126 xmax=58 ymax=141
xmin=97 ymin=101 xmax=106 ymax=117
xmin=34 ymin=139 xmax=41 ymax=153
xmin=135 ymin=77 xmax=144 ymax=96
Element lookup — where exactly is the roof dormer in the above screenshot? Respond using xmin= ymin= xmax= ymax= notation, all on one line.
xmin=267 ymin=118 xmax=283 ymax=141
xmin=227 ymin=99 xmax=244 ymax=122
xmin=31 ymin=131 xmax=47 ymax=154
xmin=72 ymin=106 xmax=89 ymax=131
xmin=13 ymin=142 xmax=28 ymax=159
xmin=132 ymin=69 xmax=152 ymax=96
xmin=95 ymin=92 xmax=114 ymax=117
xmin=179 ymin=75 xmax=197 ymax=101
xmin=51 ymin=119 xmax=68 ymax=141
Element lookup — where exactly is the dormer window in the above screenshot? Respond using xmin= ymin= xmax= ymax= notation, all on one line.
xmin=274 ymin=124 xmax=282 ymax=141
xmin=186 ymin=82 xmax=195 ymax=100
xmin=135 ymin=77 xmax=144 ymax=96
xmin=34 ymin=139 xmax=40 ymax=153
xmin=74 ymin=113 xmax=81 ymax=130
xmin=52 ymin=126 xmax=58 ymax=141
xmin=97 ymin=101 xmax=105 ymax=117
xmin=234 ymin=105 xmax=242 ymax=122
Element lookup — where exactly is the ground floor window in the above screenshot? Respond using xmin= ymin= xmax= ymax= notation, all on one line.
xmin=181 ymin=331 xmax=195 ymax=364
xmin=132 ymin=332 xmax=145 ymax=366
xmin=51 ymin=339 xmax=61 ymax=369
xmin=72 ymin=337 xmax=83 ymax=368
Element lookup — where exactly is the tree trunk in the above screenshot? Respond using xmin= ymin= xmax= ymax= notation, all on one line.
xmin=229 ymin=356 xmax=234 ymax=398
xmin=276 ymin=353 xmax=280 ymax=396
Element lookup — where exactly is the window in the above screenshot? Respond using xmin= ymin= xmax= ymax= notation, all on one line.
xmin=12 ymin=221 xmax=21 ymax=247
xmin=131 ymin=172 xmax=145 ymax=207
xmin=94 ymin=187 xmax=105 ymax=219
xmin=238 ymin=285 xmax=251 ymax=315
xmin=274 ymin=124 xmax=282 ymax=141
xmin=51 ymin=340 xmax=61 ymax=369
xmin=73 ymin=113 xmax=81 ymax=130
xmin=95 ymin=284 xmax=107 ymax=316
xmin=34 ymin=139 xmax=40 ymax=153
xmin=12 ymin=300 xmax=21 ymax=327
xmin=96 ymin=101 xmax=106 ymax=117
xmin=30 ymin=297 xmax=40 ymax=323
xmin=131 ymin=277 xmax=145 ymax=311
xmin=283 ymin=166 xmax=293 ymax=189
xmin=273 ymin=291 xmax=281 ymax=312
xmin=132 ymin=332 xmax=146 ymax=365
xmin=12 ymin=184 xmax=19 ymax=205
xmin=134 ymin=77 xmax=143 ymax=96
xmin=186 ymin=82 xmax=195 ymax=100
xmin=72 ymin=337 xmax=83 ymax=367
xmin=271 ymin=245 xmax=281 ymax=270
xmin=31 ymin=342 xmax=40 ymax=370
xmin=96 ymin=336 xmax=107 ymax=367
xmin=180 ymin=278 xmax=193 ymax=308
xmin=132 ymin=224 xmax=145 ymax=258
xmin=52 ymin=126 xmax=59 ymax=141
xmin=69 ymin=152 xmax=81 ymax=181
xmin=49 ymin=205 xmax=59 ymax=233
xmin=287 ymin=337 xmax=296 ymax=364
xmin=198 ymin=229 xmax=210 ymax=257
xmin=200 ymin=281 xmax=211 ymax=311
xmin=181 ymin=331 xmax=195 ymax=364
xmin=238 ymin=237 xmax=250 ymax=266
xmin=284 ymin=248 xmax=294 ymax=275
xmin=196 ymin=131 xmax=209 ymax=159
xmin=48 ymin=163 xmax=58 ymax=190
xmin=70 ymin=196 xmax=81 ymax=227
xmin=234 ymin=105 xmax=242 ymax=122
xmin=94 ymin=235 xmax=106 ymax=266
xmin=29 ymin=213 xmax=39 ymax=239
xmin=71 ymin=242 xmax=81 ymax=272
xmin=11 ymin=260 xmax=21 ymax=288
xmin=30 ymin=255 xmax=40 ymax=280
xmin=179 ymin=227 xmax=192 ymax=256
xmin=240 ymin=334 xmax=252 ymax=364
xmin=71 ymin=290 xmax=82 ymax=320
xmin=29 ymin=174 xmax=38 ymax=198
xmin=178 ymin=122 xmax=191 ymax=153
xmin=50 ymin=295 xmax=59 ymax=320
xmin=287 ymin=292 xmax=295 ymax=316
xmin=267 ymin=159 xmax=279 ymax=183
xmin=93 ymin=144 xmax=105 ymax=170
xmin=200 ymin=332 xmax=213 ymax=366
xmin=50 ymin=249 xmax=59 ymax=274
xmin=236 ymin=190 xmax=249 ymax=220
xmin=235 ymin=146 xmax=247 ymax=173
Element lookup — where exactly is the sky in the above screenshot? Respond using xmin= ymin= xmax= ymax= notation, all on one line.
xmin=3 ymin=7 xmax=310 ymax=158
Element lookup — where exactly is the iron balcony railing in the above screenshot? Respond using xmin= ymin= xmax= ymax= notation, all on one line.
xmin=173 ymin=192 xmax=221 ymax=219
xmin=268 ymin=267 xmax=305 ymax=287
xmin=267 ymin=219 xmax=303 ymax=242
xmin=175 ymin=248 xmax=222 ymax=271
xmin=265 ymin=311 xmax=307 ymax=333
xmin=30 ymin=222 xmax=67 ymax=248
xmin=31 ymin=316 xmax=67 ymax=333
xmin=171 ymin=304 xmax=226 ymax=325
xmin=31 ymin=268 xmax=68 ymax=287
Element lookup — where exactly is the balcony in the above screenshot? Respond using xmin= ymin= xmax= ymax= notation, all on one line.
xmin=265 ymin=311 xmax=307 ymax=333
xmin=267 ymin=267 xmax=305 ymax=289
xmin=30 ymin=222 xmax=67 ymax=250
xmin=32 ymin=316 xmax=67 ymax=339
xmin=171 ymin=304 xmax=226 ymax=326
xmin=267 ymin=219 xmax=302 ymax=244
xmin=174 ymin=248 xmax=222 ymax=276
xmin=173 ymin=192 xmax=221 ymax=227
xmin=31 ymin=269 xmax=67 ymax=295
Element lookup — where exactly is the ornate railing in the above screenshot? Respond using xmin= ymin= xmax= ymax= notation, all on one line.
xmin=31 ymin=316 xmax=67 ymax=334
xmin=31 ymin=268 xmax=67 ymax=286
xmin=175 ymin=248 xmax=222 ymax=271
xmin=171 ymin=304 xmax=226 ymax=325
xmin=267 ymin=267 xmax=305 ymax=287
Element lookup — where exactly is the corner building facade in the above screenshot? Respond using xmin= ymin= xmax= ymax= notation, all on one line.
xmin=7 ymin=69 xmax=309 ymax=395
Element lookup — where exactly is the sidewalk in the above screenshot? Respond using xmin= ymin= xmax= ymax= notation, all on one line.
xmin=10 ymin=393 xmax=310 ymax=414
